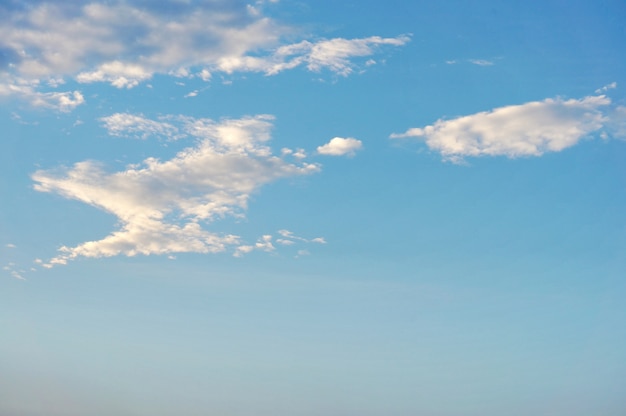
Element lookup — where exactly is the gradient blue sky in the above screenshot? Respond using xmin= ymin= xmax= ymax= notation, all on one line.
xmin=2 ymin=1 xmax=626 ymax=415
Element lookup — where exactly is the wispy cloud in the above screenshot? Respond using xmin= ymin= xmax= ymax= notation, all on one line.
xmin=100 ymin=113 xmax=181 ymax=140
xmin=391 ymin=94 xmax=618 ymax=162
xmin=3 ymin=262 xmax=26 ymax=280
xmin=595 ymin=82 xmax=617 ymax=94
xmin=317 ymin=137 xmax=363 ymax=156
xmin=0 ymin=83 xmax=84 ymax=112
xmin=468 ymin=59 xmax=494 ymax=66
xmin=32 ymin=114 xmax=324 ymax=266
xmin=216 ymin=35 xmax=411 ymax=76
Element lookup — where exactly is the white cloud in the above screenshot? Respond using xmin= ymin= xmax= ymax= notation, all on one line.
xmin=391 ymin=95 xmax=613 ymax=162
xmin=32 ymin=114 xmax=323 ymax=266
xmin=5 ymin=244 xmax=16 ymax=249
xmin=0 ymin=82 xmax=84 ymax=111
xmin=76 ymin=61 xmax=152 ymax=89
xmin=317 ymin=137 xmax=363 ymax=156
xmin=275 ymin=229 xmax=326 ymax=246
xmin=100 ymin=113 xmax=181 ymax=140
xmin=468 ymin=59 xmax=494 ymax=66
xmin=0 ymin=2 xmax=409 ymax=108
xmin=595 ymin=82 xmax=617 ymax=94
xmin=217 ymin=35 xmax=411 ymax=76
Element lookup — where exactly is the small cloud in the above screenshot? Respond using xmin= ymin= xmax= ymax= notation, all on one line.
xmin=595 ymin=82 xmax=617 ymax=94
xmin=468 ymin=59 xmax=494 ymax=66
xmin=445 ymin=60 xmax=457 ymax=65
xmin=311 ymin=237 xmax=326 ymax=244
xmin=77 ymin=61 xmax=152 ymax=89
xmin=295 ymin=249 xmax=310 ymax=258
xmin=11 ymin=270 xmax=26 ymax=280
xmin=293 ymin=148 xmax=307 ymax=159
xmin=317 ymin=137 xmax=363 ymax=156
xmin=198 ymin=69 xmax=212 ymax=82
xmin=185 ymin=90 xmax=198 ymax=98
xmin=5 ymin=244 xmax=16 ymax=249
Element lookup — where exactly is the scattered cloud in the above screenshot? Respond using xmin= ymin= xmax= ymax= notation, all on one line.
xmin=6 ymin=244 xmax=16 ymax=249
xmin=275 ymin=230 xmax=326 ymax=246
xmin=213 ymin=35 xmax=410 ymax=77
xmin=468 ymin=59 xmax=494 ymax=66
xmin=391 ymin=94 xmax=615 ymax=162
xmin=595 ymin=82 xmax=617 ymax=94
xmin=445 ymin=58 xmax=495 ymax=66
xmin=0 ymin=1 xmax=409 ymax=109
xmin=3 ymin=262 xmax=26 ymax=280
xmin=100 ymin=113 xmax=181 ymax=140
xmin=33 ymin=114 xmax=324 ymax=266
xmin=0 ymin=82 xmax=84 ymax=111
xmin=317 ymin=137 xmax=363 ymax=156
xmin=76 ymin=61 xmax=152 ymax=89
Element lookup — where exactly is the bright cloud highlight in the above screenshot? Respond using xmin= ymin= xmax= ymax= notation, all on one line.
xmin=317 ymin=137 xmax=363 ymax=156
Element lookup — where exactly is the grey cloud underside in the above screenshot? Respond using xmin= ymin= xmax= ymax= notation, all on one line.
xmin=32 ymin=114 xmax=322 ymax=265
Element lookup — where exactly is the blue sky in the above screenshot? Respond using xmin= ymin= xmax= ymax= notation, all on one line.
xmin=1 ymin=1 xmax=626 ymax=415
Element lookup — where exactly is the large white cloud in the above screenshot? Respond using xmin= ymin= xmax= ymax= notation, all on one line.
xmin=391 ymin=95 xmax=617 ymax=162
xmin=32 ymin=113 xmax=323 ymax=266
xmin=0 ymin=1 xmax=409 ymax=109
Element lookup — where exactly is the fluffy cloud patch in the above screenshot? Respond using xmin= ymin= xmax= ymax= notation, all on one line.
xmin=32 ymin=114 xmax=323 ymax=266
xmin=391 ymin=95 xmax=614 ymax=162
xmin=317 ymin=137 xmax=363 ymax=156
xmin=0 ymin=1 xmax=409 ymax=109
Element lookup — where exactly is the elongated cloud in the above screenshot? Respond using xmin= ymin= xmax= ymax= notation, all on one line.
xmin=317 ymin=137 xmax=363 ymax=156
xmin=0 ymin=1 xmax=409 ymax=109
xmin=391 ymin=94 xmax=617 ymax=162
xmin=32 ymin=114 xmax=322 ymax=266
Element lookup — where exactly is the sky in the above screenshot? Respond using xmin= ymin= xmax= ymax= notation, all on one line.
xmin=1 ymin=0 xmax=626 ymax=415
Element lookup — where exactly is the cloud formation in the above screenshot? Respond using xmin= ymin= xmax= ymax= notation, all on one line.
xmin=391 ymin=94 xmax=618 ymax=162
xmin=0 ymin=82 xmax=84 ymax=112
xmin=0 ymin=1 xmax=409 ymax=109
xmin=317 ymin=137 xmax=363 ymax=156
xmin=32 ymin=113 xmax=323 ymax=266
